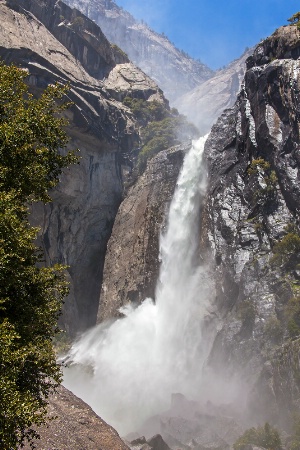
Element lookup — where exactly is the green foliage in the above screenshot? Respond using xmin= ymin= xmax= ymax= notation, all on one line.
xmin=248 ymin=158 xmax=271 ymax=175
xmin=70 ymin=16 xmax=85 ymax=31
xmin=0 ymin=63 xmax=77 ymax=203
xmin=123 ymin=96 xmax=199 ymax=172
xmin=52 ymin=329 xmax=72 ymax=355
xmin=0 ymin=62 xmax=77 ymax=449
xmin=288 ymin=12 xmax=300 ymax=29
xmin=285 ymin=296 xmax=300 ymax=339
xmin=111 ymin=44 xmax=129 ymax=61
xmin=271 ymin=226 xmax=300 ymax=270
xmin=123 ymin=97 xmax=169 ymax=125
xmin=289 ymin=413 xmax=300 ymax=449
xmin=248 ymin=158 xmax=278 ymax=206
xmin=233 ymin=422 xmax=282 ymax=450
xmin=264 ymin=316 xmax=283 ymax=344
xmin=138 ymin=116 xmax=198 ymax=172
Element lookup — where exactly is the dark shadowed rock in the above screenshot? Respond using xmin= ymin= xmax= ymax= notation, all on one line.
xmin=147 ymin=434 xmax=171 ymax=450
xmin=130 ymin=436 xmax=147 ymax=446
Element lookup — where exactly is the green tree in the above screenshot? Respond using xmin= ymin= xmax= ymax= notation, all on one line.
xmin=122 ymin=96 xmax=199 ymax=173
xmin=233 ymin=422 xmax=282 ymax=450
xmin=288 ymin=12 xmax=300 ymax=28
xmin=138 ymin=115 xmax=198 ymax=172
xmin=0 ymin=62 xmax=77 ymax=449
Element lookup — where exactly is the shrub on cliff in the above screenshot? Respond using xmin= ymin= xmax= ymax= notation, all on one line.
xmin=122 ymin=96 xmax=199 ymax=172
xmin=288 ymin=12 xmax=300 ymax=29
xmin=0 ymin=62 xmax=77 ymax=449
xmin=271 ymin=225 xmax=300 ymax=270
xmin=285 ymin=295 xmax=300 ymax=338
xmin=289 ymin=413 xmax=300 ymax=449
xmin=233 ymin=422 xmax=282 ymax=450
xmin=123 ymin=96 xmax=168 ymax=125
xmin=138 ymin=115 xmax=198 ymax=172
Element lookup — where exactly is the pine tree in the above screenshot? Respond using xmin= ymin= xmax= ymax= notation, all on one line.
xmin=0 ymin=62 xmax=77 ymax=449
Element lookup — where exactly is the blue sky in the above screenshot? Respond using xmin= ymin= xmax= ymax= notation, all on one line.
xmin=115 ymin=0 xmax=300 ymax=69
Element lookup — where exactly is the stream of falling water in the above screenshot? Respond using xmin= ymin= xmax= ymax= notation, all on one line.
xmin=63 ymin=135 xmax=212 ymax=434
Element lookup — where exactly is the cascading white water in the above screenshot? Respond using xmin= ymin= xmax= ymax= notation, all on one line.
xmin=63 ymin=135 xmax=211 ymax=434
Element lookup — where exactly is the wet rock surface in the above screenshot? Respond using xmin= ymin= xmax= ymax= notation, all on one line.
xmin=125 ymin=394 xmax=243 ymax=450
xmin=203 ymin=24 xmax=300 ymax=423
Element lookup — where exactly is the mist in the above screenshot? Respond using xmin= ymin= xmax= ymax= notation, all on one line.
xmin=62 ymin=135 xmax=221 ymax=435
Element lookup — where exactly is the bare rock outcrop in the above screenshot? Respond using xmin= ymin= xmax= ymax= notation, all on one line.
xmin=1 ymin=0 xmax=165 ymax=335
xmin=98 ymin=144 xmax=187 ymax=321
xmin=22 ymin=385 xmax=130 ymax=450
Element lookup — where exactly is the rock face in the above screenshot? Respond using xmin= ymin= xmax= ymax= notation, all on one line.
xmin=98 ymin=143 xmax=186 ymax=322
xmin=202 ymin=24 xmax=300 ymax=424
xmin=65 ymin=0 xmax=255 ymax=134
xmin=174 ymin=48 xmax=253 ymax=134
xmin=96 ymin=23 xmax=300 ymax=432
xmin=22 ymin=385 xmax=130 ymax=450
xmin=64 ymin=0 xmax=214 ymax=103
xmin=1 ymin=0 xmax=165 ymax=335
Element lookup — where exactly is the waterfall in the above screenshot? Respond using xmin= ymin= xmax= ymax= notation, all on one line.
xmin=63 ymin=135 xmax=211 ymax=435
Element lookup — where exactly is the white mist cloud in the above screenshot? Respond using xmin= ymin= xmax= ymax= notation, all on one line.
xmin=117 ymin=0 xmax=171 ymax=33
xmin=63 ymin=136 xmax=216 ymax=435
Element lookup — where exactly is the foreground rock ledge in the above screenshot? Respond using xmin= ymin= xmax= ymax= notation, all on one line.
xmin=22 ymin=385 xmax=130 ymax=450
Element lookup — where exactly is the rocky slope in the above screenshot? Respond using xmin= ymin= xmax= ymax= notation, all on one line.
xmin=22 ymin=385 xmax=131 ymax=450
xmin=174 ymin=48 xmax=253 ymax=134
xmin=21 ymin=384 xmax=172 ymax=449
xmin=202 ymin=24 xmax=300 ymax=426
xmin=64 ymin=0 xmax=214 ymax=104
xmin=98 ymin=143 xmax=187 ymax=322
xmin=1 ymin=0 xmax=166 ymax=336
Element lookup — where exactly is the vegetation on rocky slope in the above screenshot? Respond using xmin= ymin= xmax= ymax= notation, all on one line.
xmin=122 ymin=96 xmax=198 ymax=172
xmin=233 ymin=422 xmax=282 ymax=450
xmin=288 ymin=12 xmax=300 ymax=29
xmin=0 ymin=62 xmax=77 ymax=449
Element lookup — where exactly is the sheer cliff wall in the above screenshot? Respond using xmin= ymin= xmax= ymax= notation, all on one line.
xmin=1 ymin=0 xmax=165 ymax=335
xmin=203 ymin=24 xmax=300 ymax=425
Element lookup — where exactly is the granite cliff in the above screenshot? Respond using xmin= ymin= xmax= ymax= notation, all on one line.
xmin=2 ymin=0 xmax=300 ymax=444
xmin=64 ymin=0 xmax=214 ymax=104
xmin=174 ymin=48 xmax=253 ymax=134
xmin=98 ymin=143 xmax=186 ymax=322
xmin=65 ymin=0 xmax=252 ymax=136
xmin=203 ymin=23 xmax=300 ymax=426
xmin=0 ymin=0 xmax=167 ymax=336
xmin=98 ymin=23 xmax=300 ymax=434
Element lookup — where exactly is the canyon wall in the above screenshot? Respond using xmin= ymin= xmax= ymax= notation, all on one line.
xmin=66 ymin=0 xmax=250 ymax=133
xmin=65 ymin=0 xmax=214 ymax=104
xmin=99 ymin=24 xmax=300 ymax=426
xmin=174 ymin=48 xmax=253 ymax=134
xmin=203 ymin=24 xmax=300 ymax=425
xmin=0 ymin=0 xmax=165 ymax=335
